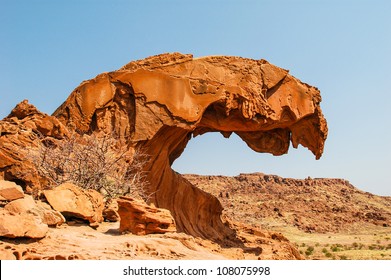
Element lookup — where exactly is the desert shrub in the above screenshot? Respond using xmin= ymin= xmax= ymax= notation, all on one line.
xmin=29 ymin=133 xmax=149 ymax=200
xmin=330 ymin=244 xmax=344 ymax=252
xmin=325 ymin=252 xmax=333 ymax=258
xmin=305 ymin=246 xmax=315 ymax=256
xmin=339 ymin=255 xmax=348 ymax=260
xmin=368 ymin=244 xmax=377 ymax=250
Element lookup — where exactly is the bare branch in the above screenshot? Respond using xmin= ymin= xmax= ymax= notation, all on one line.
xmin=27 ymin=133 xmax=150 ymax=201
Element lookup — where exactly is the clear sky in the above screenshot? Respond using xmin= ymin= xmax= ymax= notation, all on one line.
xmin=1 ymin=0 xmax=390 ymax=195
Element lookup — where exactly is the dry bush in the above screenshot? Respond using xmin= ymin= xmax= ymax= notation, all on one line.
xmin=29 ymin=133 xmax=149 ymax=200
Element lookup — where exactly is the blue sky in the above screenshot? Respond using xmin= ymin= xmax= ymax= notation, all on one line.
xmin=1 ymin=0 xmax=390 ymax=195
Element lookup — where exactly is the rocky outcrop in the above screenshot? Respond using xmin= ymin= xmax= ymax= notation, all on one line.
xmin=0 ymin=100 xmax=68 ymax=193
xmin=117 ymin=196 xmax=176 ymax=235
xmin=185 ymin=173 xmax=391 ymax=233
xmin=43 ymin=183 xmax=104 ymax=226
xmin=0 ymin=181 xmax=64 ymax=239
xmin=52 ymin=53 xmax=327 ymax=240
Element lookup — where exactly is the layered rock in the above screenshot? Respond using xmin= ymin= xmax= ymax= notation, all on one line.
xmin=117 ymin=196 xmax=176 ymax=235
xmin=0 ymin=180 xmax=64 ymax=239
xmin=43 ymin=183 xmax=104 ymax=226
xmin=0 ymin=180 xmax=24 ymax=201
xmin=0 ymin=100 xmax=68 ymax=193
xmin=52 ymin=53 xmax=327 ymax=240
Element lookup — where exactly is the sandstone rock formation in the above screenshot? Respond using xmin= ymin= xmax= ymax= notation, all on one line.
xmin=0 ymin=180 xmax=24 ymax=201
xmin=0 ymin=100 xmax=68 ymax=193
xmin=0 ymin=209 xmax=48 ymax=239
xmin=0 ymin=180 xmax=65 ymax=239
xmin=102 ymin=199 xmax=120 ymax=222
xmin=4 ymin=195 xmax=65 ymax=227
xmin=52 ymin=53 xmax=327 ymax=240
xmin=43 ymin=183 xmax=104 ymax=225
xmin=117 ymin=196 xmax=176 ymax=235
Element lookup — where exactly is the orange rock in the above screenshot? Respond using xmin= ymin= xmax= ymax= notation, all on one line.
xmin=0 ymin=100 xmax=68 ymax=193
xmin=53 ymin=53 xmax=327 ymax=240
xmin=117 ymin=196 xmax=176 ymax=235
xmin=1 ymin=53 xmax=327 ymax=241
xmin=102 ymin=199 xmax=119 ymax=222
xmin=4 ymin=195 xmax=36 ymax=212
xmin=4 ymin=195 xmax=65 ymax=227
xmin=0 ymin=180 xmax=24 ymax=201
xmin=0 ymin=248 xmax=16 ymax=260
xmin=43 ymin=183 xmax=104 ymax=225
xmin=0 ymin=208 xmax=48 ymax=239
xmin=34 ymin=200 xmax=66 ymax=226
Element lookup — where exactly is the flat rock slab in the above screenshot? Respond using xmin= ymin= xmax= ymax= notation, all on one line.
xmin=0 ymin=180 xmax=24 ymax=201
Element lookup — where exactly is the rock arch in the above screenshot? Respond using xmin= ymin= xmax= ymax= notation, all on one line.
xmin=53 ymin=53 xmax=328 ymax=240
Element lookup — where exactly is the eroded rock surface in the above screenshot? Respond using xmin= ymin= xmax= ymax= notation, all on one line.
xmin=117 ymin=196 xmax=176 ymax=235
xmin=0 ymin=180 xmax=24 ymax=201
xmin=0 ymin=100 xmax=68 ymax=193
xmin=0 ymin=209 xmax=48 ymax=239
xmin=52 ymin=53 xmax=327 ymax=240
xmin=0 ymin=53 xmax=327 ymax=241
xmin=43 ymin=183 xmax=104 ymax=225
xmin=0 ymin=181 xmax=65 ymax=240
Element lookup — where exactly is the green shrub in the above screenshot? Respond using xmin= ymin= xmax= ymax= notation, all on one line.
xmin=305 ymin=246 xmax=315 ymax=256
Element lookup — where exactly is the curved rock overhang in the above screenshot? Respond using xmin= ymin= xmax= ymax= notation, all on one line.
xmin=53 ymin=53 xmax=328 ymax=240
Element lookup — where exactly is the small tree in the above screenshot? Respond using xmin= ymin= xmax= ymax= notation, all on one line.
xmin=29 ymin=133 xmax=149 ymax=200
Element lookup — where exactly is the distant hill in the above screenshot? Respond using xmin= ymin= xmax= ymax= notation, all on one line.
xmin=184 ymin=173 xmax=391 ymax=233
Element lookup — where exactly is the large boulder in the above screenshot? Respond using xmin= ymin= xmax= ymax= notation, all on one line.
xmin=43 ymin=183 xmax=104 ymax=225
xmin=4 ymin=195 xmax=65 ymax=226
xmin=117 ymin=196 xmax=176 ymax=235
xmin=0 ymin=208 xmax=48 ymax=239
